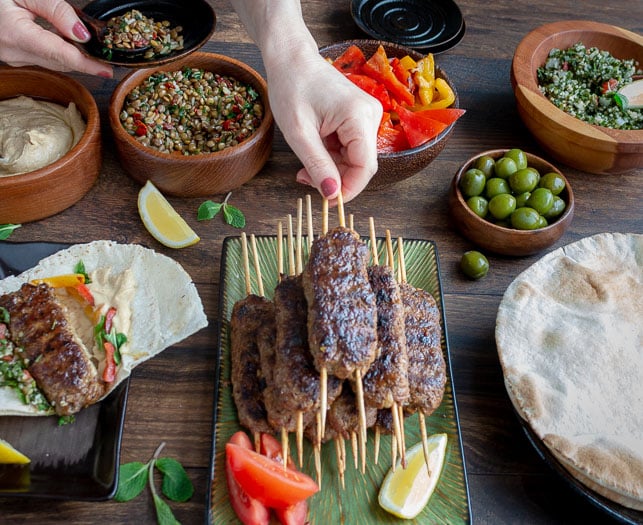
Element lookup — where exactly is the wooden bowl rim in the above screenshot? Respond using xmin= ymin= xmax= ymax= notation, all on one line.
xmin=318 ymin=39 xmax=460 ymax=158
xmin=512 ymin=20 xmax=643 ymax=143
xmin=108 ymin=51 xmax=273 ymax=162
xmin=0 ymin=66 xmax=100 ymax=188
xmin=452 ymin=149 xmax=575 ymax=237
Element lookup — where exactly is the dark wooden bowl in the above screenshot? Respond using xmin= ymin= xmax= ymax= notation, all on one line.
xmin=108 ymin=51 xmax=274 ymax=197
xmin=0 ymin=66 xmax=101 ymax=224
xmin=449 ymin=149 xmax=575 ymax=257
xmin=319 ymin=39 xmax=460 ymax=190
xmin=511 ymin=20 xmax=643 ymax=174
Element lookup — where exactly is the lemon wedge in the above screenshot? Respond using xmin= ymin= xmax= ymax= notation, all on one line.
xmin=378 ymin=433 xmax=447 ymax=519
xmin=137 ymin=181 xmax=200 ymax=249
xmin=0 ymin=438 xmax=30 ymax=464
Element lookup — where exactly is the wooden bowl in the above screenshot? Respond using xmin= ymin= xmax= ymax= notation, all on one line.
xmin=108 ymin=51 xmax=274 ymax=197
xmin=449 ymin=149 xmax=575 ymax=257
xmin=0 ymin=66 xmax=101 ymax=224
xmin=319 ymin=39 xmax=460 ymax=190
xmin=511 ymin=20 xmax=643 ymax=174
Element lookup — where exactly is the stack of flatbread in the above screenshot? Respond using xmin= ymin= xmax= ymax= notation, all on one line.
xmin=496 ymin=232 xmax=642 ymax=511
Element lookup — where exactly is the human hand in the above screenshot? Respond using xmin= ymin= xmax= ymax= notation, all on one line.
xmin=0 ymin=0 xmax=113 ymax=77
xmin=265 ymin=51 xmax=382 ymax=203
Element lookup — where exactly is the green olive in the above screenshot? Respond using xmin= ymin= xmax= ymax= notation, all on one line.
xmin=536 ymin=215 xmax=549 ymax=229
xmin=494 ymin=157 xmax=518 ymax=179
xmin=459 ymin=168 xmax=487 ymax=197
xmin=510 ymin=207 xmax=542 ymax=230
xmin=460 ymin=250 xmax=489 ymax=279
xmin=485 ymin=177 xmax=510 ymax=199
xmin=504 ymin=148 xmax=528 ymax=170
xmin=466 ymin=195 xmax=489 ymax=218
xmin=539 ymin=172 xmax=566 ymax=195
xmin=474 ymin=155 xmax=496 ymax=178
xmin=509 ymin=168 xmax=539 ymax=194
xmin=543 ymin=195 xmax=566 ymax=219
xmin=488 ymin=193 xmax=517 ymax=220
xmin=526 ymin=187 xmax=554 ymax=215
xmin=515 ymin=191 xmax=531 ymax=208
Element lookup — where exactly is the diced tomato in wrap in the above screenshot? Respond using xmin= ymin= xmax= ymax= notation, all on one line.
xmin=225 ymin=431 xmax=271 ymax=525
xmin=393 ymin=101 xmax=449 ymax=148
xmin=345 ymin=73 xmax=392 ymax=110
xmin=260 ymin=434 xmax=309 ymax=525
xmin=362 ymin=45 xmax=415 ymax=106
xmin=331 ymin=44 xmax=366 ymax=74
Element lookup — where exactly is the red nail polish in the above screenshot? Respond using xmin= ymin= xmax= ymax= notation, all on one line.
xmin=321 ymin=178 xmax=338 ymax=198
xmin=73 ymin=22 xmax=91 ymax=42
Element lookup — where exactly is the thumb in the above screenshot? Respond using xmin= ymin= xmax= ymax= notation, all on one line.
xmin=292 ymin=141 xmax=342 ymax=200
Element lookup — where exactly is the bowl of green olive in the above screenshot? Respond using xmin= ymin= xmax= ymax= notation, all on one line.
xmin=448 ymin=148 xmax=574 ymax=256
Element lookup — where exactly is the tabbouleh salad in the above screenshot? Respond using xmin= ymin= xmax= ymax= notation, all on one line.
xmin=537 ymin=42 xmax=642 ymax=130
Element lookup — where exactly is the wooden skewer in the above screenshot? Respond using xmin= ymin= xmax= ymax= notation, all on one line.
xmin=306 ymin=194 xmax=314 ymax=252
xmin=318 ymin=200 xmax=329 ymax=439
xmin=241 ymin=232 xmax=261 ymax=451
xmin=397 ymin=236 xmax=430 ymax=475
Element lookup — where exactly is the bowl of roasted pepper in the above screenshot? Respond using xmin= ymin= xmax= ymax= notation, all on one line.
xmin=321 ymin=39 xmax=464 ymax=189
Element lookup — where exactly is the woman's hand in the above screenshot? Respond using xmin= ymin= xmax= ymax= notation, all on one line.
xmin=266 ymin=50 xmax=382 ymax=203
xmin=0 ymin=0 xmax=113 ymax=77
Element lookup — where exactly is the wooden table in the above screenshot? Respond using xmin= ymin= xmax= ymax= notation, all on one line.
xmin=1 ymin=1 xmax=641 ymax=523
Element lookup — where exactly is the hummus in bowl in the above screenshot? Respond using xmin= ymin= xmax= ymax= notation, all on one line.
xmin=0 ymin=96 xmax=86 ymax=176
xmin=0 ymin=66 xmax=102 ymax=224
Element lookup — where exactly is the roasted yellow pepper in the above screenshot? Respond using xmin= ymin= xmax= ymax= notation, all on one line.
xmin=30 ymin=273 xmax=85 ymax=288
xmin=427 ymin=78 xmax=456 ymax=109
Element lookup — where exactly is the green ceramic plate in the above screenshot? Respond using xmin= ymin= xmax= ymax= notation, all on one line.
xmin=207 ymin=235 xmax=470 ymax=524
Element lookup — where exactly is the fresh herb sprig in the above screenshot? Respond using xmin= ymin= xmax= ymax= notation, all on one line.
xmin=197 ymin=192 xmax=245 ymax=229
xmin=0 ymin=224 xmax=20 ymax=240
xmin=115 ymin=442 xmax=193 ymax=525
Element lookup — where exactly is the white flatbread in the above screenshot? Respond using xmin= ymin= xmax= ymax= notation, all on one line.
xmin=496 ymin=232 xmax=643 ymax=511
xmin=0 ymin=240 xmax=208 ymax=416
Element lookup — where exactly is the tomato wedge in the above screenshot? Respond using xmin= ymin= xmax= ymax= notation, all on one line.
xmin=394 ymin=101 xmax=448 ymax=148
xmin=345 ymin=73 xmax=392 ymax=110
xmin=226 ymin=432 xmax=271 ymax=525
xmin=259 ymin=433 xmax=309 ymax=525
xmin=331 ymin=44 xmax=366 ymax=74
xmin=226 ymin=442 xmax=319 ymax=509
xmin=362 ymin=45 xmax=415 ymax=106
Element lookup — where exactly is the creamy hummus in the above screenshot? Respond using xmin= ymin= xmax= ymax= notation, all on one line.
xmin=0 ymin=96 xmax=86 ymax=176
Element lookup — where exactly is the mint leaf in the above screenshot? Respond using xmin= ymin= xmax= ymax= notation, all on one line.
xmin=74 ymin=260 xmax=91 ymax=283
xmin=153 ymin=493 xmax=181 ymax=525
xmin=156 ymin=457 xmax=194 ymax=502
xmin=223 ymin=204 xmax=246 ymax=229
xmin=114 ymin=461 xmax=149 ymax=502
xmin=197 ymin=200 xmax=222 ymax=221
xmin=0 ymin=224 xmax=20 ymax=240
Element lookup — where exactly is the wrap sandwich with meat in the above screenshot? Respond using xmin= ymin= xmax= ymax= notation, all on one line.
xmin=0 ymin=240 xmax=207 ymax=417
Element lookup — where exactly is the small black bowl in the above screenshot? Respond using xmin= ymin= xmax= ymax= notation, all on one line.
xmin=78 ymin=0 xmax=215 ymax=67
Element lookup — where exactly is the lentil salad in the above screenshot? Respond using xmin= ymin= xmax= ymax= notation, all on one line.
xmin=537 ymin=42 xmax=642 ymax=130
xmin=119 ymin=67 xmax=264 ymax=155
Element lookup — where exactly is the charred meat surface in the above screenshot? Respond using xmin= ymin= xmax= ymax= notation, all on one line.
xmin=399 ymin=282 xmax=446 ymax=417
xmin=302 ymin=227 xmax=378 ymax=379
xmin=230 ymin=294 xmax=275 ymax=435
xmin=363 ymin=265 xmax=409 ymax=409
xmin=327 ymin=384 xmax=377 ymax=440
xmin=268 ymin=274 xmax=342 ymax=432
xmin=0 ymin=283 xmax=104 ymax=416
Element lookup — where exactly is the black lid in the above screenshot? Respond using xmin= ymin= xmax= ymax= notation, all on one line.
xmin=351 ymin=0 xmax=465 ymax=54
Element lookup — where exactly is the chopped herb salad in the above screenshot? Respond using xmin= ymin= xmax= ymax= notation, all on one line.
xmin=537 ymin=42 xmax=642 ymax=130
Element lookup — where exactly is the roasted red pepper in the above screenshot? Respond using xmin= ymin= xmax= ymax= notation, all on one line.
xmin=104 ymin=306 xmax=117 ymax=334
xmin=74 ymin=283 xmax=95 ymax=307
xmin=345 ymin=73 xmax=392 ymax=110
xmin=393 ymin=101 xmax=449 ymax=148
xmin=362 ymin=45 xmax=415 ymax=106
xmin=331 ymin=44 xmax=367 ymax=74
xmin=102 ymin=341 xmax=117 ymax=383
xmin=377 ymin=112 xmax=409 ymax=153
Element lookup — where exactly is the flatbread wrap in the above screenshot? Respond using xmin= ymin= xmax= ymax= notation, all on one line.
xmin=0 ymin=240 xmax=207 ymax=417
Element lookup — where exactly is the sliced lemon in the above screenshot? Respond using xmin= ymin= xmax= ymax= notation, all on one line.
xmin=0 ymin=438 xmax=31 ymax=464
xmin=378 ymin=433 xmax=447 ymax=519
xmin=137 ymin=181 xmax=200 ymax=249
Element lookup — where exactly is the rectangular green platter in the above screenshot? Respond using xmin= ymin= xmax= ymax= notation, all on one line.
xmin=207 ymin=235 xmax=471 ymax=524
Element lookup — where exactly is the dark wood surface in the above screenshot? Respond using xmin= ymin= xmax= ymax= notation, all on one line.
xmin=1 ymin=1 xmax=641 ymax=523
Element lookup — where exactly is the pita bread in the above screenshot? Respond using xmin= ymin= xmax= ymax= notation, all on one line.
xmin=496 ymin=232 xmax=643 ymax=511
xmin=0 ymin=240 xmax=208 ymax=416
